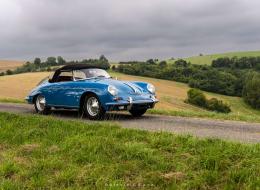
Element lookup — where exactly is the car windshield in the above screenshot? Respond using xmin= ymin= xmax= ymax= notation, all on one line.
xmin=73 ymin=69 xmax=111 ymax=80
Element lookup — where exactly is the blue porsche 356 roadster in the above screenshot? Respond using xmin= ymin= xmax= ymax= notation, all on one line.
xmin=26 ymin=64 xmax=158 ymax=120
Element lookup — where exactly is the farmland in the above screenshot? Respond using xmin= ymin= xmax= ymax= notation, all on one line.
xmin=0 ymin=60 xmax=25 ymax=72
xmin=167 ymin=50 xmax=260 ymax=65
xmin=1 ymin=71 xmax=260 ymax=122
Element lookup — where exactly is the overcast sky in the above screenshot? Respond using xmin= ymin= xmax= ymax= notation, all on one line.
xmin=0 ymin=0 xmax=260 ymax=61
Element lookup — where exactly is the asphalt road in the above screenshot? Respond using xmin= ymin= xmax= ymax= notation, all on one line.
xmin=0 ymin=103 xmax=260 ymax=143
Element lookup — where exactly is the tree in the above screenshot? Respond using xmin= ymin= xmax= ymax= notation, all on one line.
xmin=159 ymin=61 xmax=167 ymax=67
xmin=99 ymin=55 xmax=108 ymax=63
xmin=57 ymin=56 xmax=66 ymax=65
xmin=175 ymin=59 xmax=189 ymax=67
xmin=6 ymin=70 xmax=13 ymax=75
xmin=146 ymin=59 xmax=156 ymax=64
xmin=111 ymin=65 xmax=116 ymax=70
xmin=243 ymin=72 xmax=260 ymax=109
xmin=46 ymin=57 xmax=57 ymax=66
xmin=34 ymin=58 xmax=41 ymax=66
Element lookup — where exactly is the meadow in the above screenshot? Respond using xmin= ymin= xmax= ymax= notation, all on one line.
xmin=1 ymin=71 xmax=260 ymax=122
xmin=167 ymin=50 xmax=260 ymax=65
xmin=0 ymin=112 xmax=259 ymax=189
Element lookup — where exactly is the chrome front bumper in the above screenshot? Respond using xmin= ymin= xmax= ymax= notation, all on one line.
xmin=105 ymin=97 xmax=159 ymax=111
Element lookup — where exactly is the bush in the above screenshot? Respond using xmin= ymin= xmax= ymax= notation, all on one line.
xmin=207 ymin=98 xmax=231 ymax=113
xmin=186 ymin=89 xmax=207 ymax=107
xmin=6 ymin=70 xmax=13 ymax=75
xmin=243 ymin=72 xmax=260 ymax=109
xmin=186 ymin=89 xmax=231 ymax=113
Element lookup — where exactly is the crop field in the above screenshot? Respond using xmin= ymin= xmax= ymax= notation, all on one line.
xmin=0 ymin=72 xmax=49 ymax=99
xmin=0 ymin=112 xmax=259 ymax=189
xmin=1 ymin=71 xmax=260 ymax=122
xmin=0 ymin=60 xmax=25 ymax=72
xmin=167 ymin=50 xmax=260 ymax=65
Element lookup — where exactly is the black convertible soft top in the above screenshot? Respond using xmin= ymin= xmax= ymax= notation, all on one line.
xmin=50 ymin=64 xmax=104 ymax=82
xmin=57 ymin=64 xmax=104 ymax=72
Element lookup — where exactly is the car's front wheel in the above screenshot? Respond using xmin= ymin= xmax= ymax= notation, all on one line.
xmin=129 ymin=109 xmax=147 ymax=117
xmin=34 ymin=95 xmax=51 ymax=115
xmin=83 ymin=94 xmax=105 ymax=120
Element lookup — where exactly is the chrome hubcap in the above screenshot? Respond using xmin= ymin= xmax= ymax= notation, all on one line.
xmin=36 ymin=95 xmax=46 ymax=111
xmin=87 ymin=97 xmax=99 ymax=116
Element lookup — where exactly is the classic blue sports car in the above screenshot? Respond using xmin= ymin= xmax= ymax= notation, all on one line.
xmin=26 ymin=64 xmax=158 ymax=120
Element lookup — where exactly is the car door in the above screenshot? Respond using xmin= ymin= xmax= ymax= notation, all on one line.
xmin=45 ymin=71 xmax=78 ymax=107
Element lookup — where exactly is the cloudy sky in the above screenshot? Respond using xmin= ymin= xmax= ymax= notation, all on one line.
xmin=0 ymin=0 xmax=260 ymax=61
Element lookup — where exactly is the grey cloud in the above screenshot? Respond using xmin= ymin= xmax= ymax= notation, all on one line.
xmin=0 ymin=0 xmax=260 ymax=61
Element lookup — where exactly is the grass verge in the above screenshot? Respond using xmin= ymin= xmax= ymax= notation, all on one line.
xmin=0 ymin=112 xmax=259 ymax=189
xmin=0 ymin=98 xmax=25 ymax=104
xmin=148 ymin=109 xmax=260 ymax=123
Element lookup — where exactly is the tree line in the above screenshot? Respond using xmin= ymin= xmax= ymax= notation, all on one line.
xmin=115 ymin=57 xmax=260 ymax=109
xmin=0 ymin=55 xmax=110 ymax=76
xmin=212 ymin=56 xmax=260 ymax=70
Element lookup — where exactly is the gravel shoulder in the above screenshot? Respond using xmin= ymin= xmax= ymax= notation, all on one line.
xmin=1 ymin=103 xmax=260 ymax=143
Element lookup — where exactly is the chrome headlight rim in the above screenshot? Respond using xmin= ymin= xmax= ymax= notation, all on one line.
xmin=147 ymin=83 xmax=155 ymax=94
xmin=108 ymin=85 xmax=118 ymax=96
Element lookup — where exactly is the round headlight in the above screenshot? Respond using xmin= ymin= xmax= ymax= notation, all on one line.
xmin=147 ymin=83 xmax=155 ymax=94
xmin=108 ymin=85 xmax=118 ymax=96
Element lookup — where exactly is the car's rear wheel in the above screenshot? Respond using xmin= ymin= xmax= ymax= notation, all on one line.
xmin=34 ymin=95 xmax=51 ymax=115
xmin=83 ymin=94 xmax=105 ymax=120
xmin=129 ymin=109 xmax=147 ymax=117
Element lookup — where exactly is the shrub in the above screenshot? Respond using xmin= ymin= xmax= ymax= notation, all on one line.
xmin=6 ymin=70 xmax=13 ymax=75
xmin=207 ymin=98 xmax=231 ymax=113
xmin=243 ymin=72 xmax=260 ymax=109
xmin=186 ymin=89 xmax=231 ymax=113
xmin=186 ymin=89 xmax=207 ymax=107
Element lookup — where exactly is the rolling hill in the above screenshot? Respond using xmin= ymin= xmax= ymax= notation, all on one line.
xmin=0 ymin=60 xmax=25 ymax=72
xmin=167 ymin=50 xmax=260 ymax=65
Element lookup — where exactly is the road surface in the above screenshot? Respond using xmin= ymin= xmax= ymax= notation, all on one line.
xmin=0 ymin=103 xmax=260 ymax=143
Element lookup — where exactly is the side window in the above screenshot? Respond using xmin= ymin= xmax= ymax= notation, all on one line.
xmin=73 ymin=70 xmax=86 ymax=80
xmin=56 ymin=71 xmax=73 ymax=82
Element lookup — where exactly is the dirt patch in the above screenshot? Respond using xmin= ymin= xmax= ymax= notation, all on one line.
xmin=48 ymin=145 xmax=60 ymax=153
xmin=13 ymin=156 xmax=31 ymax=166
xmin=162 ymin=172 xmax=186 ymax=181
xmin=20 ymin=143 xmax=40 ymax=154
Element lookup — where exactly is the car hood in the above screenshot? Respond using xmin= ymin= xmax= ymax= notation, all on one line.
xmin=92 ymin=78 xmax=146 ymax=95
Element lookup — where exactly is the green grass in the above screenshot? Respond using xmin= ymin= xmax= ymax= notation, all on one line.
xmin=0 ymin=112 xmax=259 ymax=189
xmin=0 ymin=98 xmax=25 ymax=104
xmin=148 ymin=109 xmax=260 ymax=123
xmin=168 ymin=50 xmax=260 ymax=65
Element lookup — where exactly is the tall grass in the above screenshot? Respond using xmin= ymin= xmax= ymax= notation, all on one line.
xmin=0 ymin=112 xmax=259 ymax=189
